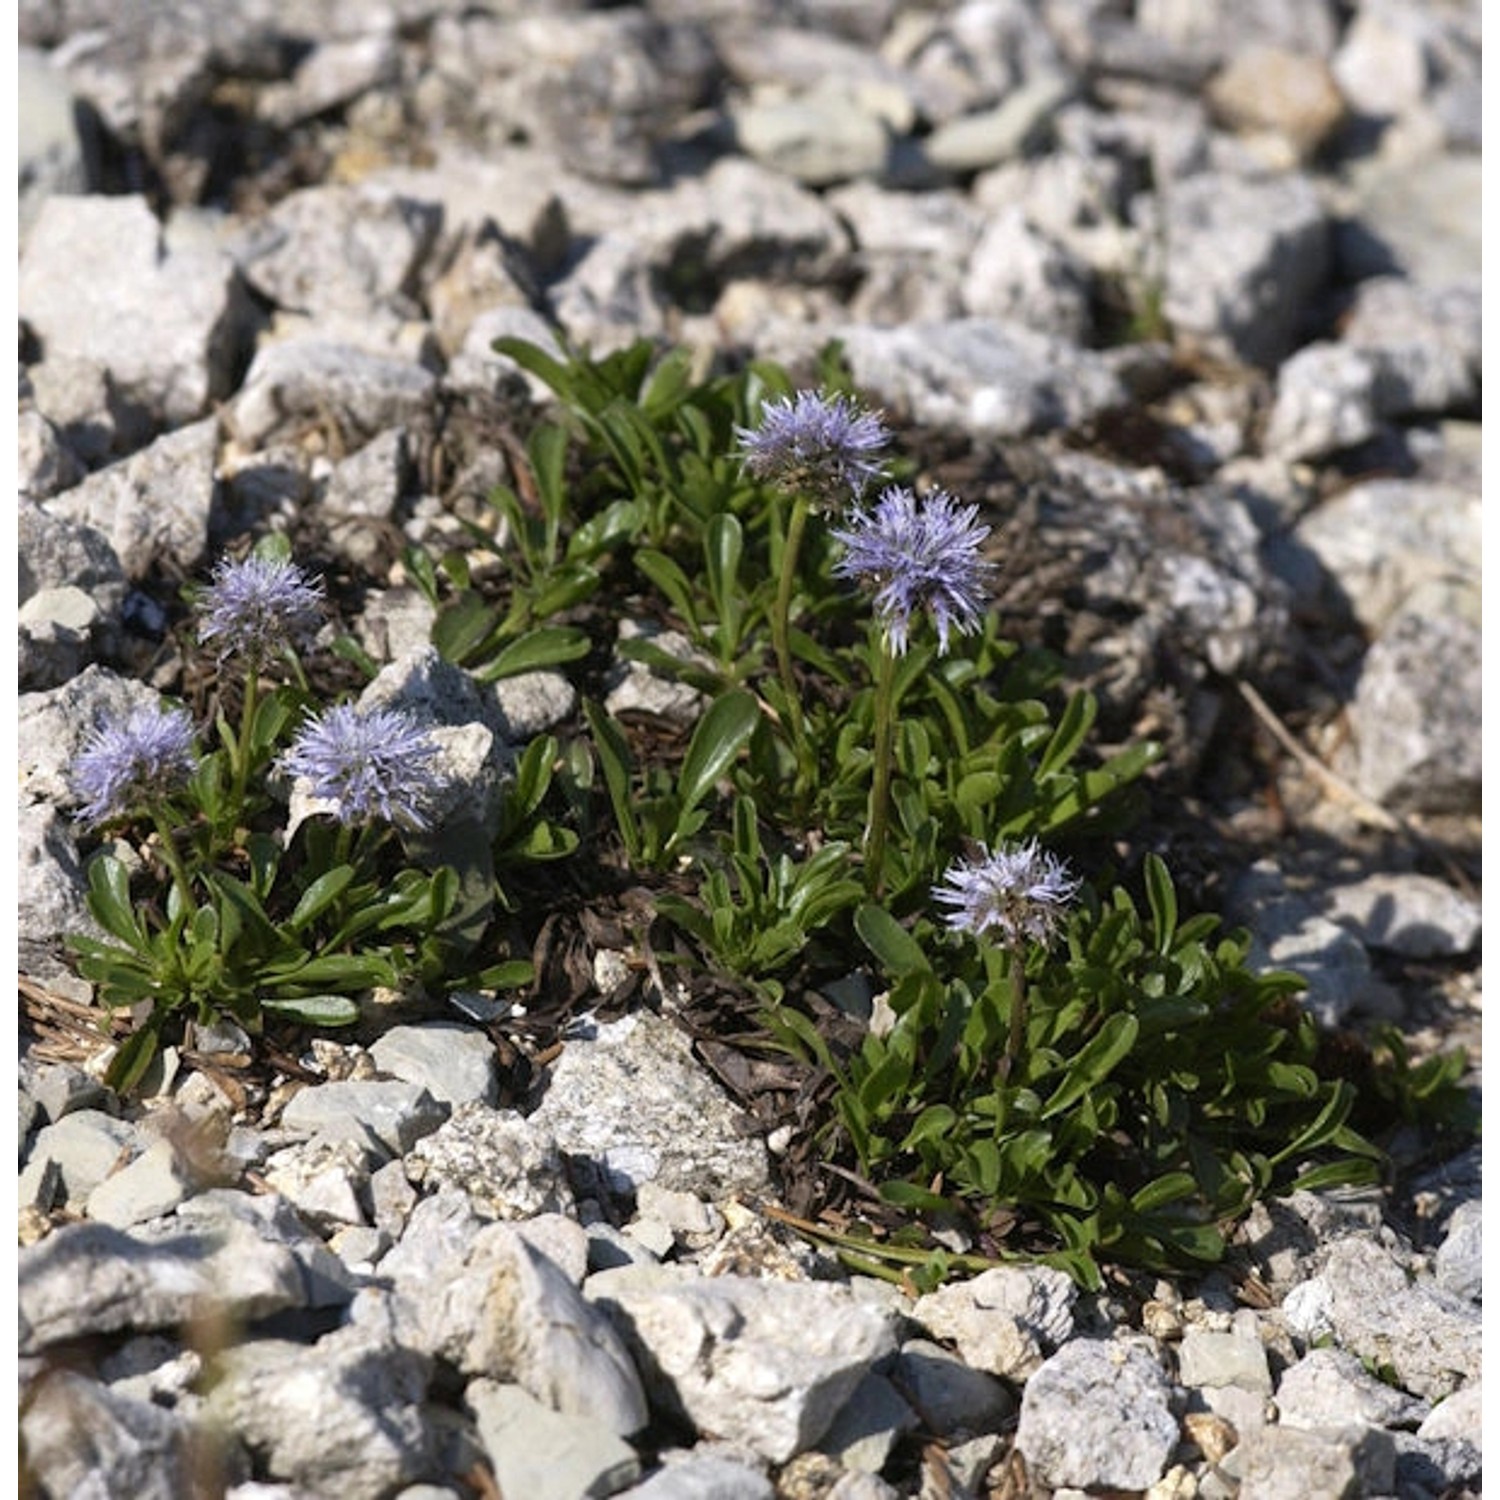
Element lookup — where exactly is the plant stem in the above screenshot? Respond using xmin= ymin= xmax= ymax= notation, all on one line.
xmin=865 ymin=638 xmax=899 ymax=896
xmin=229 ymin=664 xmax=261 ymax=822
xmin=771 ymin=494 xmax=812 ymax=776
xmin=149 ymin=808 xmax=198 ymax=911
xmin=1002 ymin=945 xmax=1028 ymax=1083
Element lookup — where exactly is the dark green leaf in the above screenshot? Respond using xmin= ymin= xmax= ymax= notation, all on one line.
xmin=261 ymin=993 xmax=363 ymax=1025
xmin=855 ymin=904 xmax=931 ymax=978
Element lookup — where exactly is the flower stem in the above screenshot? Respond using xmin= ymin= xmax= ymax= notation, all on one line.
xmin=865 ymin=638 xmax=900 ymax=896
xmin=771 ymin=494 xmax=813 ymax=783
xmin=993 ymin=946 xmax=1028 ymax=1136
xmin=229 ymin=665 xmax=261 ymax=822
xmin=149 ymin=808 xmax=198 ymax=911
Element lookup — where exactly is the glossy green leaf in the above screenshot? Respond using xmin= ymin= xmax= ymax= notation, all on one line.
xmin=476 ymin=626 xmax=591 ymax=682
xmin=1041 ymin=1013 xmax=1140 ymax=1119
xmin=288 ymin=866 xmax=356 ymax=932
xmin=261 ymin=993 xmax=362 ymax=1025
xmin=854 ymin=904 xmax=931 ymax=978
xmin=675 ymin=689 xmax=759 ymax=822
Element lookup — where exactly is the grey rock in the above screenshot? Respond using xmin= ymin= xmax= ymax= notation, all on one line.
xmin=354 ymin=587 xmax=438 ymax=668
xmin=370 ymin=1022 xmax=499 ymax=1108
xmin=617 ymin=1453 xmax=774 ymax=1499
xmin=1233 ymin=892 xmax=1383 ymax=1030
xmin=1341 ymin=152 xmax=1480 ymax=288
xmin=27 ymin=1109 xmax=139 ymax=1208
xmin=1205 ymin=45 xmax=1346 ymax=162
xmin=733 ymin=86 xmax=891 ymax=187
xmin=405 ymin=1102 xmax=576 ymax=1220
xmin=322 ymin=427 xmax=410 ymax=567
xmin=18 ymin=499 xmax=127 ymax=618
xmin=258 ymin=33 xmax=401 ymax=128
xmin=1177 ymin=1328 xmax=1272 ymax=1393
xmin=19 ymin=585 xmax=103 ymax=690
xmin=595 ymin=1272 xmax=897 ymax=1463
xmin=960 ymin=208 xmax=1092 ymax=341
xmin=528 ymin=1011 xmax=771 ymax=1204
xmin=16 ymin=801 xmax=93 ymax=978
xmin=1395 ymin=1429 xmax=1482 ymax=1495
xmin=384 ymin=1207 xmax=648 ymax=1434
xmin=20 ymin=194 xmax=250 ymax=425
xmin=278 ymin=1079 xmax=449 ymax=1157
xmin=1273 ymin=1347 xmax=1429 ymax=1431
xmin=1155 ymin=171 xmax=1329 ymax=368
xmin=44 ymin=416 xmax=220 ymax=580
xmin=923 ymin=73 xmax=1074 ymax=173
xmin=816 ymin=1370 xmax=917 ymax=1474
xmin=605 ymin=622 xmax=712 ymax=728
xmin=1331 ymin=2 xmax=1432 ymax=116
xmin=235 ymin=184 xmax=441 ymax=318
xmin=1014 ymin=1337 xmax=1178 ymax=1492
xmin=1263 ymin=343 xmax=1383 ymax=462
xmin=489 ymin=671 xmax=578 ymax=742
xmin=27 ymin=352 xmax=140 ymax=467
xmin=18 ymin=1210 xmax=318 ymax=1353
xmin=85 ymin=1138 xmax=197 ymax=1229
xmin=1342 ymin=277 xmax=1480 ymax=417
xmin=1134 ymin=0 xmax=1341 ymax=64
xmin=911 ymin=1264 xmax=1076 ymax=1382
xmin=1432 ymin=1200 xmax=1482 ymax=1304
xmin=21 ymin=1057 xmax=107 ymax=1126
xmin=467 ymin=1378 xmax=642 ymax=1500
xmin=20 ymin=1370 xmax=199 ymax=1500
xmin=1289 ymin=479 xmax=1480 ymax=634
xmin=1321 ymin=872 xmax=1481 ymax=959
xmin=18 ymin=47 xmax=90 ymax=236
xmin=207 ymin=1319 xmax=434 ymax=1500
xmin=892 ymin=1338 xmax=1013 ymax=1438
xmin=262 ymin=1132 xmax=381 ymax=1232
xmin=18 ymin=663 xmax=162 ymax=801
xmin=1235 ymin=1423 xmax=1396 ymax=1500
xmin=1349 ymin=606 xmax=1480 ymax=816
xmin=820 ymin=318 xmax=1125 ymax=440
xmin=231 ymin=338 xmax=437 ymax=449
xmin=549 ymin=232 xmax=669 ymax=354
xmin=1293 ymin=1236 xmax=1481 ymax=1401
xmin=17 ymin=408 xmax=84 ymax=498
xmin=1417 ymin=1378 xmax=1482 ymax=1447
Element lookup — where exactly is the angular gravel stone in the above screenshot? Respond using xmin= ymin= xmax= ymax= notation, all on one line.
xmin=1015 ymin=1337 xmax=1179 ymax=1492
xmin=891 ymin=1339 xmax=1014 ymax=1437
xmin=85 ymin=1138 xmax=197 ymax=1229
xmin=1156 ymin=171 xmax=1329 ymax=368
xmin=17 ymin=408 xmax=84 ymax=499
xmin=21 ymin=1370 xmax=199 ymax=1500
xmin=594 ymin=1272 xmax=897 ymax=1463
xmin=1273 ymin=1347 xmax=1429 ymax=1431
xmin=1176 ymin=1329 xmax=1272 ymax=1394
xmin=207 ymin=1319 xmax=435 ymax=1500
xmin=1263 ymin=343 xmax=1382 ymax=462
xmin=26 ymin=1109 xmax=139 ymax=1208
xmin=405 ymin=1102 xmax=576 ymax=1220
xmin=529 ymin=1012 xmax=770 ymax=1204
xmin=1235 ymin=1423 xmax=1395 ymax=1500
xmin=1321 ymin=872 xmax=1481 ymax=959
xmin=911 ymin=1265 xmax=1076 ymax=1382
xmin=278 ymin=1079 xmax=449 ymax=1157
xmin=43 ymin=416 xmax=220 ymax=580
xmin=20 ymin=194 xmax=251 ymax=425
xmin=733 ymin=87 xmax=891 ymax=187
xmin=617 ymin=1453 xmax=775 ymax=1500
xmin=369 ymin=1022 xmax=499 ymax=1108
xmin=468 ymin=1378 xmax=642 ymax=1500
xmin=1432 ymin=1200 xmax=1482 ymax=1304
xmin=1349 ymin=607 xmax=1481 ymax=815
xmin=1297 ymin=1236 xmax=1481 ymax=1401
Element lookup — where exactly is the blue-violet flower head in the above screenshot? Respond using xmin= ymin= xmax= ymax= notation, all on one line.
xmin=279 ymin=704 xmax=447 ymax=831
xmin=72 ymin=703 xmax=198 ymax=827
xmin=197 ymin=555 xmax=324 ymax=663
xmin=933 ymin=839 xmax=1080 ymax=948
xmin=735 ymin=390 xmax=890 ymax=506
xmin=830 ymin=485 xmax=995 ymax=655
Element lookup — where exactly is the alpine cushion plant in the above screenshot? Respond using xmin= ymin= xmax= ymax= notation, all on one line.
xmin=830 ymin=485 xmax=997 ymax=893
xmin=735 ymin=390 xmax=892 ymax=786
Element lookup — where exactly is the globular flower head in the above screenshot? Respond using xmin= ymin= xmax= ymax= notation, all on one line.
xmin=933 ymin=839 xmax=1080 ymax=949
xmin=278 ymin=704 xmax=447 ymax=831
xmin=71 ymin=703 xmax=198 ymax=827
xmin=197 ymin=554 xmax=324 ymax=664
xmin=735 ymin=390 xmax=890 ymax=506
xmin=830 ymin=485 xmax=995 ymax=655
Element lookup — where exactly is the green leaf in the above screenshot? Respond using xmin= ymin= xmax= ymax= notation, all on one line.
xmin=85 ymin=855 xmax=147 ymax=948
xmin=475 ymin=626 xmax=591 ymax=681
xmin=1037 ymin=691 xmax=1096 ymax=778
xmin=1130 ymin=1171 xmax=1201 ymax=1214
xmin=582 ymin=700 xmax=641 ymax=860
xmin=675 ymin=689 xmax=759 ymax=823
xmin=635 ymin=549 xmax=701 ymax=633
xmin=261 ymin=993 xmax=363 ymax=1025
xmin=472 ymin=958 xmax=535 ymax=990
xmin=854 ymin=904 xmax=931 ymax=978
xmin=1143 ymin=854 xmax=1177 ymax=953
xmin=104 ymin=1023 xmax=161 ymax=1095
xmin=288 ymin=866 xmax=356 ymax=933
xmin=704 ymin=512 xmax=745 ymax=650
xmin=1041 ymin=1013 xmax=1141 ymax=1119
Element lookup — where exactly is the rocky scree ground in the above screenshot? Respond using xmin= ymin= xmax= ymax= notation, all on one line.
xmin=16 ymin=2 xmax=1481 ymax=1499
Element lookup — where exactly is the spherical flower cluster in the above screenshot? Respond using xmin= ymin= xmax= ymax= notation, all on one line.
xmin=933 ymin=839 xmax=1081 ymax=949
xmin=830 ymin=485 xmax=995 ymax=655
xmin=735 ymin=391 xmax=890 ymax=506
xmin=278 ymin=704 xmax=447 ymax=831
xmin=71 ymin=703 xmax=199 ymax=827
xmin=197 ymin=555 xmax=324 ymax=664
